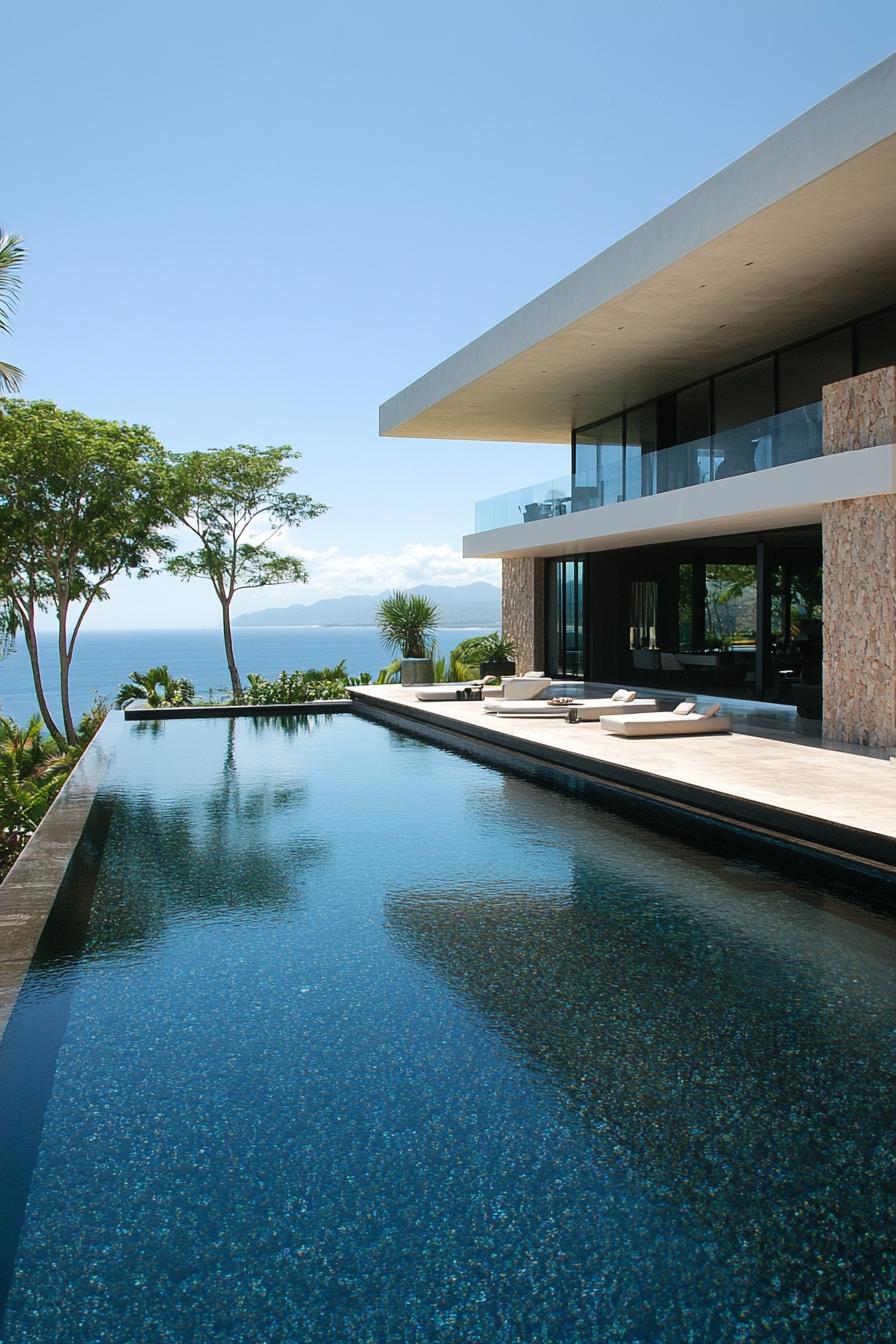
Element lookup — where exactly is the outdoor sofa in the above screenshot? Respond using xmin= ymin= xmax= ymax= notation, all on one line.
xmin=481 ymin=673 xmax=553 ymax=710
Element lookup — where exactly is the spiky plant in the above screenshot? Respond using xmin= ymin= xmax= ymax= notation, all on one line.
xmin=0 ymin=229 xmax=26 ymax=393
xmin=375 ymin=591 xmax=442 ymax=659
xmin=114 ymin=666 xmax=195 ymax=709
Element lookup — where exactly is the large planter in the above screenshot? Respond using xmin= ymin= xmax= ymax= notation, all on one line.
xmin=400 ymin=657 xmax=434 ymax=686
xmin=480 ymin=659 xmax=516 ymax=679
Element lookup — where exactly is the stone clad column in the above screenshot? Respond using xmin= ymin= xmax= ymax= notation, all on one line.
xmin=822 ymin=365 xmax=896 ymax=748
xmin=501 ymin=557 xmax=545 ymax=674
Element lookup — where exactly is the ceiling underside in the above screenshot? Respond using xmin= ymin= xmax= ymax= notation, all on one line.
xmin=381 ymin=133 xmax=896 ymax=444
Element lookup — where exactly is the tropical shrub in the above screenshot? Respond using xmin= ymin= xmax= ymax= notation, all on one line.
xmin=0 ymin=714 xmax=68 ymax=879
xmin=114 ymin=666 xmax=195 ymax=708
xmin=375 ymin=591 xmax=441 ymax=659
xmin=243 ymin=662 xmax=369 ymax=705
xmin=472 ymin=632 xmax=516 ymax=663
xmin=431 ymin=633 xmax=516 ymax=682
xmin=78 ymin=695 xmax=110 ymax=742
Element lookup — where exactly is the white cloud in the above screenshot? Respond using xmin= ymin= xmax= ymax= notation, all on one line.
xmin=234 ymin=539 xmax=501 ymax=612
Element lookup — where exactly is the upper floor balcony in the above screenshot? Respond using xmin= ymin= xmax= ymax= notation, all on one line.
xmin=473 ymin=402 xmax=823 ymax=532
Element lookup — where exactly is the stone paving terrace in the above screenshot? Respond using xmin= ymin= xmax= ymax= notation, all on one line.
xmin=349 ymin=685 xmax=896 ymax=877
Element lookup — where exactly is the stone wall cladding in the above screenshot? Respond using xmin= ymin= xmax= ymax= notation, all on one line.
xmin=822 ymin=365 xmax=896 ymax=454
xmin=822 ymin=496 xmax=896 ymax=747
xmin=822 ymin=364 xmax=896 ymax=748
xmin=501 ymin=558 xmax=545 ymax=674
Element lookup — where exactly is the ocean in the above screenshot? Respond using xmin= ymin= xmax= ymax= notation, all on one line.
xmin=0 ymin=627 xmax=493 ymax=726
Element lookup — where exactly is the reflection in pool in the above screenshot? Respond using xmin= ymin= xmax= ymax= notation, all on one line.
xmin=0 ymin=714 xmax=893 ymax=1343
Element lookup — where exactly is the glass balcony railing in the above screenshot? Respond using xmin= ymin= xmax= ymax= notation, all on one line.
xmin=473 ymin=401 xmax=823 ymax=532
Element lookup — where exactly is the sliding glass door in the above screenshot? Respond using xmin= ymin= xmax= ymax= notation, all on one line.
xmin=545 ymin=559 xmax=584 ymax=677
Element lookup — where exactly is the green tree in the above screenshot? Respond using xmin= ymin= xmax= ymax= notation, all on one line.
xmin=0 ymin=399 xmax=173 ymax=746
xmin=375 ymin=590 xmax=442 ymax=659
xmin=167 ymin=445 xmax=326 ymax=700
xmin=0 ymin=228 xmax=26 ymax=393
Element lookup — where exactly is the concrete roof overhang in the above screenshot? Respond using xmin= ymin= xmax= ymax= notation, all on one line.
xmin=380 ymin=55 xmax=896 ymax=445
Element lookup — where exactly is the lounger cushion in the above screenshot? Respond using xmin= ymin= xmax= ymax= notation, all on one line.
xmin=611 ymin=689 xmax=637 ymax=703
xmin=673 ymin=702 xmax=697 ymax=716
xmin=569 ymin=698 xmax=657 ymax=721
xmin=415 ymin=685 xmax=478 ymax=701
xmin=601 ymin=712 xmax=731 ymax=737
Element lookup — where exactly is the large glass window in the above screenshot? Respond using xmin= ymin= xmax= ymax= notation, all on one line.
xmin=678 ymin=563 xmax=694 ymax=649
xmin=545 ymin=558 xmax=584 ymax=678
xmin=629 ymin=581 xmax=658 ymax=651
xmin=675 ymin=381 xmax=711 ymax=444
xmin=657 ymin=382 xmax=709 ymax=489
xmin=713 ymin=358 xmax=774 ymax=432
xmin=570 ymin=305 xmax=896 ymax=511
xmin=704 ymin=564 xmax=756 ymax=649
xmin=856 ymin=310 xmax=896 ymax=375
xmin=574 ymin=416 xmax=623 ymax=509
xmin=778 ymin=328 xmax=852 ymax=412
xmin=624 ymin=403 xmax=657 ymax=500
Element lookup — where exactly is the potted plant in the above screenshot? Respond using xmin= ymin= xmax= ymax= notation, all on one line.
xmin=375 ymin=591 xmax=442 ymax=686
xmin=476 ymin=632 xmax=516 ymax=679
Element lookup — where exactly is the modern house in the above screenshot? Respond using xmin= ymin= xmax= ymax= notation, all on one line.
xmin=380 ymin=55 xmax=896 ymax=748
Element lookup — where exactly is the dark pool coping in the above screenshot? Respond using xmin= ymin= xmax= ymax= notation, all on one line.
xmin=0 ymin=713 xmax=124 ymax=1041
xmin=348 ymin=690 xmax=896 ymax=890
xmin=123 ymin=700 xmax=353 ymax=720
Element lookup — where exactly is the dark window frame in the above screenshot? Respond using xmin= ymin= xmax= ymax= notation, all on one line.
xmin=572 ymin=299 xmax=896 ymax=463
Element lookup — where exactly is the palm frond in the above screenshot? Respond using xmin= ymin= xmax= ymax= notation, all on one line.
xmin=0 ymin=360 xmax=23 ymax=393
xmin=0 ymin=230 xmax=26 ymax=335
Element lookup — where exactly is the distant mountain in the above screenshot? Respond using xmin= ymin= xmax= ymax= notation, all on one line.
xmin=233 ymin=582 xmax=501 ymax=628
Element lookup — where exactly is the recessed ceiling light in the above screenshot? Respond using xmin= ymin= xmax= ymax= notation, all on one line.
xmin=699 ymin=284 xmax=707 ymax=289
xmin=617 ymin=325 xmax=624 ymax=330
xmin=718 ymin=323 xmax=727 ymax=329
xmin=744 ymin=261 xmax=755 ymax=267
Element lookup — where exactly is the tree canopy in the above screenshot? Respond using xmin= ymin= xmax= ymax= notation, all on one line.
xmin=0 ymin=398 xmax=173 ymax=743
xmin=167 ymin=444 xmax=326 ymax=698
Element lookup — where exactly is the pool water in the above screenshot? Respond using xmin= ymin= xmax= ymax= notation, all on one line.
xmin=0 ymin=714 xmax=894 ymax=1342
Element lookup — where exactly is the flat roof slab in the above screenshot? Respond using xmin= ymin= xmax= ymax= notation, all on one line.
xmin=381 ymin=56 xmax=896 ymax=443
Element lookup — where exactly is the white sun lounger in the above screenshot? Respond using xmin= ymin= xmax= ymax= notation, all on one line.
xmin=415 ymin=682 xmax=485 ymax=702
xmin=600 ymin=702 xmax=731 ymax=737
xmin=493 ymin=690 xmax=657 ymax=719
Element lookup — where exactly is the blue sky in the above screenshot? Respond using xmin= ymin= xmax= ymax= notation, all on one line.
xmin=6 ymin=0 xmax=896 ymax=626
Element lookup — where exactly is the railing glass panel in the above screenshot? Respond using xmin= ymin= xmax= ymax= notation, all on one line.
xmin=473 ymin=401 xmax=822 ymax=531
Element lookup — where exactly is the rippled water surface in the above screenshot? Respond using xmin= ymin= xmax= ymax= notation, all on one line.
xmin=0 ymin=714 xmax=894 ymax=1342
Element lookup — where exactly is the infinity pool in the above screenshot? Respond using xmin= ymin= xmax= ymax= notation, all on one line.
xmin=0 ymin=714 xmax=894 ymax=1342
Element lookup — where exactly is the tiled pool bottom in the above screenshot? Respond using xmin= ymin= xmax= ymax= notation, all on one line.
xmin=0 ymin=716 xmax=894 ymax=1343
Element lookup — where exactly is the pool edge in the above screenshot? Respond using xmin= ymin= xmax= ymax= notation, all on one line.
xmin=349 ymin=691 xmax=896 ymax=893
xmin=0 ymin=713 xmax=124 ymax=1042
